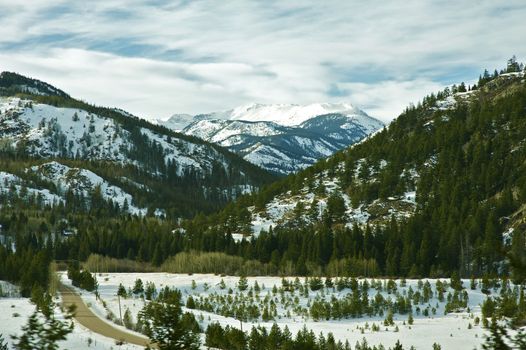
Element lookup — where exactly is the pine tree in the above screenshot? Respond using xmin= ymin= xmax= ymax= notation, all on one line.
xmin=482 ymin=318 xmax=511 ymax=350
xmin=238 ymin=275 xmax=248 ymax=291
xmin=123 ymin=308 xmax=133 ymax=330
xmin=117 ymin=283 xmax=127 ymax=298
xmin=139 ymin=291 xmax=200 ymax=349
xmin=219 ymin=279 xmax=226 ymax=290
xmin=12 ymin=293 xmax=75 ymax=350
xmin=133 ymin=278 xmax=144 ymax=295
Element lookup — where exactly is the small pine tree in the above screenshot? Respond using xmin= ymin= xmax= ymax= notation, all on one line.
xmin=123 ymin=308 xmax=133 ymax=330
xmin=186 ymin=296 xmax=196 ymax=309
xmin=117 ymin=283 xmax=127 ymax=298
xmin=219 ymin=279 xmax=226 ymax=290
xmin=384 ymin=309 xmax=394 ymax=326
xmin=238 ymin=276 xmax=248 ymax=291
xmin=133 ymin=278 xmax=144 ymax=295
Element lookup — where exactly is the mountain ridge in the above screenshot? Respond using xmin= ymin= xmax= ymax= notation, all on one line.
xmin=0 ymin=71 xmax=276 ymax=218
xmin=159 ymin=103 xmax=384 ymax=174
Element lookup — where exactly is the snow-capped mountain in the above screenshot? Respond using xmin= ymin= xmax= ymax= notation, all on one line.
xmin=156 ymin=113 xmax=195 ymax=131
xmin=0 ymin=72 xmax=275 ymax=217
xmin=162 ymin=103 xmax=384 ymax=175
xmin=207 ymin=102 xmax=370 ymax=126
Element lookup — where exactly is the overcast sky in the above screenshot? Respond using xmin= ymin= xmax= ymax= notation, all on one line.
xmin=0 ymin=1 xmax=525 ymax=122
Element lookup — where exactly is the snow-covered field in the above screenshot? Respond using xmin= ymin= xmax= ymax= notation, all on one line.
xmin=0 ymin=281 xmax=141 ymax=350
xmin=60 ymin=273 xmax=491 ymax=349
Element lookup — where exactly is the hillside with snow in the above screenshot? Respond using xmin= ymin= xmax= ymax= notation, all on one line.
xmin=0 ymin=72 xmax=275 ymax=218
xmin=185 ymin=71 xmax=526 ymax=251
xmin=161 ymin=103 xmax=384 ymax=174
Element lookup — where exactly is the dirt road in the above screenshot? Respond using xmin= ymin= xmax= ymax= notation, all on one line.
xmin=59 ymin=284 xmax=155 ymax=348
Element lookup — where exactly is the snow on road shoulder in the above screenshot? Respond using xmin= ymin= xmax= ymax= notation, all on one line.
xmin=0 ymin=280 xmax=141 ymax=350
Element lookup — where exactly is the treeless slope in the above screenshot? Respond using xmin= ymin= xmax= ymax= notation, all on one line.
xmin=59 ymin=284 xmax=156 ymax=348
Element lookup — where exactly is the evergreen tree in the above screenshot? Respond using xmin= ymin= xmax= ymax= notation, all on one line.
xmin=133 ymin=278 xmax=144 ymax=295
xmin=139 ymin=290 xmax=200 ymax=349
xmin=238 ymin=275 xmax=249 ymax=291
xmin=12 ymin=293 xmax=75 ymax=350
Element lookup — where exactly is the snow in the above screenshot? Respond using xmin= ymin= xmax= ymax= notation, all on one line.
xmin=184 ymin=119 xmax=285 ymax=144
xmin=218 ymin=102 xmax=370 ymax=127
xmin=169 ymin=102 xmax=384 ymax=174
xmin=250 ymin=212 xmax=277 ymax=236
xmin=140 ymin=128 xmax=206 ymax=175
xmin=0 ymin=98 xmax=132 ymax=162
xmin=502 ymin=227 xmax=514 ymax=245
xmin=0 ymin=171 xmax=63 ymax=206
xmin=29 ymin=161 xmax=147 ymax=215
xmin=0 ymin=97 xmax=239 ymax=181
xmin=403 ymin=191 xmax=417 ymax=204
xmin=246 ymin=168 xmax=418 ymax=236
xmin=436 ymin=95 xmax=456 ymax=110
xmin=58 ymin=273 xmax=492 ymax=350
xmin=155 ymin=114 xmax=195 ymax=131
xmin=0 ymin=281 xmax=141 ymax=350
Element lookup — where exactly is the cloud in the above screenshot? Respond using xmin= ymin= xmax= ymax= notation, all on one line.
xmin=0 ymin=0 xmax=525 ymax=121
xmin=334 ymin=80 xmax=447 ymax=122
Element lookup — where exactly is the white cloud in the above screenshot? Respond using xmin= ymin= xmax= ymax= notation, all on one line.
xmin=0 ymin=0 xmax=525 ymax=121
xmin=335 ymin=80 xmax=447 ymax=123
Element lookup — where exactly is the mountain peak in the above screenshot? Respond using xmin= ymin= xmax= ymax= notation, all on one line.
xmin=224 ymin=102 xmax=368 ymax=126
xmin=174 ymin=102 xmax=384 ymax=174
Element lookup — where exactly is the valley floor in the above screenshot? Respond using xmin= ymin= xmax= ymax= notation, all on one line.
xmin=60 ymin=273 xmax=489 ymax=349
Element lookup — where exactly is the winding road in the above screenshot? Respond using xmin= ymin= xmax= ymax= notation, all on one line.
xmin=59 ymin=284 xmax=156 ymax=348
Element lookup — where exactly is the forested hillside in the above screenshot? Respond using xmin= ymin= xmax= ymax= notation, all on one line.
xmin=180 ymin=59 xmax=526 ymax=279
xmin=0 ymin=72 xmax=275 ymax=219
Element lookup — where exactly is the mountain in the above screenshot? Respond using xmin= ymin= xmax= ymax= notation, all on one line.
xmin=161 ymin=103 xmax=384 ymax=174
xmin=0 ymin=72 xmax=276 ymax=219
xmin=206 ymin=102 xmax=371 ymax=126
xmin=157 ymin=113 xmax=195 ymax=131
xmin=181 ymin=65 xmax=526 ymax=277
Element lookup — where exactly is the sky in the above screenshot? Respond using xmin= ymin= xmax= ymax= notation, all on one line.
xmin=0 ymin=1 xmax=525 ymax=122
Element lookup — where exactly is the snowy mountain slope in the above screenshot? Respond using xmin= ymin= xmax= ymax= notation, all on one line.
xmin=0 ymin=96 xmax=130 ymax=161
xmin=0 ymin=161 xmax=153 ymax=215
xmin=173 ymin=105 xmax=384 ymax=174
xmin=0 ymin=96 xmax=231 ymax=174
xmin=155 ymin=113 xmax=194 ymax=131
xmin=245 ymin=162 xmax=417 ymax=240
xmin=189 ymin=69 xmax=526 ymax=242
xmin=28 ymin=161 xmax=148 ymax=215
xmin=0 ymin=72 xmax=276 ymax=218
xmin=0 ymin=170 xmax=63 ymax=206
xmin=208 ymin=102 xmax=370 ymax=126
